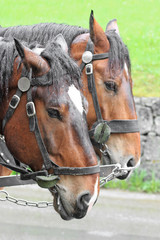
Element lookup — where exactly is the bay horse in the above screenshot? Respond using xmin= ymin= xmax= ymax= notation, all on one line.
xmin=0 ymin=11 xmax=141 ymax=179
xmin=0 ymin=36 xmax=100 ymax=220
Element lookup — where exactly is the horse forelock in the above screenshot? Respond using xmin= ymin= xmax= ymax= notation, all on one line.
xmin=0 ymin=37 xmax=82 ymax=104
xmin=105 ymin=30 xmax=131 ymax=78
xmin=31 ymin=41 xmax=82 ymax=90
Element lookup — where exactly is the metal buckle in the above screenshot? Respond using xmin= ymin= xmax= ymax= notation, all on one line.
xmin=26 ymin=102 xmax=36 ymax=117
xmin=9 ymin=95 xmax=20 ymax=109
xmin=86 ymin=63 xmax=93 ymax=75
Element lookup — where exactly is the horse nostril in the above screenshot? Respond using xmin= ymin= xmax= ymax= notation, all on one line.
xmin=76 ymin=191 xmax=91 ymax=211
xmin=127 ymin=157 xmax=136 ymax=167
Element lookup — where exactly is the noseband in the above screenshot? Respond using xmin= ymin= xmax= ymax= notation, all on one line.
xmin=80 ymin=39 xmax=139 ymax=151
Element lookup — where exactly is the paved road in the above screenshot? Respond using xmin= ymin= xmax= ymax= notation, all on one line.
xmin=0 ymin=185 xmax=160 ymax=240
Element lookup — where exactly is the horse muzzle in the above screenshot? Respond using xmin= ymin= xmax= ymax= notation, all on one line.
xmin=50 ymin=185 xmax=91 ymax=220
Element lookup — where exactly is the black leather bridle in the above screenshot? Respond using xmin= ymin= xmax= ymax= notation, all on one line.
xmin=0 ymin=68 xmax=100 ymax=184
xmin=0 ymin=39 xmax=140 ymax=188
xmin=80 ymin=39 xmax=139 ymax=152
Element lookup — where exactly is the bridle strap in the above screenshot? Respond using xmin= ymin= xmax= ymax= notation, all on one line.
xmin=2 ymin=88 xmax=22 ymax=133
xmin=53 ymin=165 xmax=100 ymax=176
xmin=26 ymin=85 xmax=54 ymax=171
xmin=92 ymin=52 xmax=109 ymax=61
xmin=89 ymin=119 xmax=139 ymax=137
xmin=82 ymin=39 xmax=103 ymax=121
xmin=80 ymin=38 xmax=139 ymax=138
xmin=1 ymin=69 xmax=100 ymax=177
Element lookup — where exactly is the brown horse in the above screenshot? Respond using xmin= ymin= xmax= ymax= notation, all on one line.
xmin=0 ymin=11 xmax=141 ymax=179
xmin=0 ymin=37 xmax=99 ymax=220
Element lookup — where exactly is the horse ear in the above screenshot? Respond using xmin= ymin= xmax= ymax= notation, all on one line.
xmin=54 ymin=34 xmax=68 ymax=53
xmin=14 ymin=38 xmax=50 ymax=75
xmin=14 ymin=38 xmax=25 ymax=59
xmin=105 ymin=19 xmax=120 ymax=36
xmin=89 ymin=10 xmax=109 ymax=52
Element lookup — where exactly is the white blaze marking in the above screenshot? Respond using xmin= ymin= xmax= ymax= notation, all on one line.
xmin=124 ymin=62 xmax=129 ymax=77
xmin=32 ymin=47 xmax=44 ymax=55
xmin=87 ymin=177 xmax=99 ymax=214
xmin=68 ymin=85 xmax=83 ymax=114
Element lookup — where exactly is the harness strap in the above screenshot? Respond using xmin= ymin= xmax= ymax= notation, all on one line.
xmin=85 ymin=39 xmax=103 ymax=121
xmin=2 ymin=88 xmax=22 ymax=132
xmin=87 ymin=73 xmax=103 ymax=120
xmin=92 ymin=53 xmax=109 ymax=61
xmin=53 ymin=165 xmax=100 ymax=176
xmin=89 ymin=119 xmax=139 ymax=138
xmin=26 ymin=85 xmax=54 ymax=171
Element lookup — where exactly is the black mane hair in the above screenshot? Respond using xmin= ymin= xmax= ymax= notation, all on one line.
xmin=0 ymin=38 xmax=18 ymax=101
xmin=0 ymin=23 xmax=89 ymax=51
xmin=0 ymin=23 xmax=131 ymax=87
xmin=106 ymin=30 xmax=131 ymax=77
xmin=0 ymin=37 xmax=81 ymax=102
xmin=31 ymin=40 xmax=81 ymax=89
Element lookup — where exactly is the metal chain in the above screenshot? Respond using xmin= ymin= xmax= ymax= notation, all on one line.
xmin=0 ymin=190 xmax=53 ymax=208
xmin=100 ymin=165 xmax=121 ymax=187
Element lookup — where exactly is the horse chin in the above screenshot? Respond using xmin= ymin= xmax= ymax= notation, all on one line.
xmin=51 ymin=187 xmax=88 ymax=220
xmin=54 ymin=198 xmax=73 ymax=221
xmin=52 ymin=190 xmax=73 ymax=221
xmin=117 ymin=171 xmax=131 ymax=180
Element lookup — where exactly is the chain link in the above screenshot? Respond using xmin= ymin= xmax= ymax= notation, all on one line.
xmin=0 ymin=190 xmax=53 ymax=208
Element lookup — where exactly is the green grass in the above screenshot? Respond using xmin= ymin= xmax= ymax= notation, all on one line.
xmin=104 ymin=170 xmax=160 ymax=193
xmin=0 ymin=0 xmax=159 ymax=96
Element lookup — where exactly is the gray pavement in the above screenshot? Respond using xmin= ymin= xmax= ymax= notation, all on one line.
xmin=0 ymin=185 xmax=160 ymax=240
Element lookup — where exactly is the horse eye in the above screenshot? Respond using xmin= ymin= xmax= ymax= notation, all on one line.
xmin=104 ymin=81 xmax=117 ymax=92
xmin=47 ymin=108 xmax=62 ymax=120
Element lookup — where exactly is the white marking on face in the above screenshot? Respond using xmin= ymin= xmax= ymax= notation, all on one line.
xmin=87 ymin=177 xmax=99 ymax=214
xmin=68 ymin=85 xmax=83 ymax=114
xmin=32 ymin=47 xmax=44 ymax=55
xmin=124 ymin=62 xmax=129 ymax=78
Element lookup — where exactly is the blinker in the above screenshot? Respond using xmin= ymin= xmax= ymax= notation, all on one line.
xmin=36 ymin=175 xmax=59 ymax=188
xmin=18 ymin=77 xmax=30 ymax=92
xmin=93 ymin=122 xmax=111 ymax=144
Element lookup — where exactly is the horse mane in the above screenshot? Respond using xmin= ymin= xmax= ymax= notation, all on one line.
xmin=0 ymin=37 xmax=81 ymax=103
xmin=106 ymin=30 xmax=131 ymax=77
xmin=1 ymin=23 xmax=89 ymax=51
xmin=0 ymin=38 xmax=18 ymax=101
xmin=0 ymin=23 xmax=131 ymax=82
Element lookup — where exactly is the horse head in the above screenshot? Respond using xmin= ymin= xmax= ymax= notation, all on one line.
xmin=0 ymin=37 xmax=99 ymax=220
xmin=71 ymin=11 xmax=141 ymax=179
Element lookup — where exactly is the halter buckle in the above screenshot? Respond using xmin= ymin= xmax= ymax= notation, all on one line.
xmin=26 ymin=102 xmax=36 ymax=117
xmin=86 ymin=63 xmax=93 ymax=75
xmin=9 ymin=95 xmax=20 ymax=109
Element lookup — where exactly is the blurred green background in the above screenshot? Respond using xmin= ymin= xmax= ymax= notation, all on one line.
xmin=0 ymin=0 xmax=159 ymax=96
